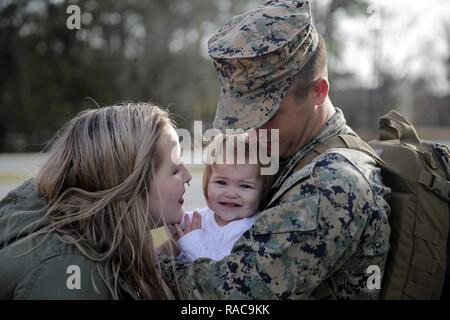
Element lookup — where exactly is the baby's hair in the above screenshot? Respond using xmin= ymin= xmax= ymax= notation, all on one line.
xmin=202 ymin=133 xmax=273 ymax=210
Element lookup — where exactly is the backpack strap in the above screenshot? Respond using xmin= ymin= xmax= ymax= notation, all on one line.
xmin=296 ymin=133 xmax=398 ymax=176
xmin=417 ymin=170 xmax=450 ymax=201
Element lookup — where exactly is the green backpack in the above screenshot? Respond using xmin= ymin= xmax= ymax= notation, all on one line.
xmin=306 ymin=110 xmax=450 ymax=299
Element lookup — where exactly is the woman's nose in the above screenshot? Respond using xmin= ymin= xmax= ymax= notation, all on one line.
xmin=181 ymin=164 xmax=192 ymax=185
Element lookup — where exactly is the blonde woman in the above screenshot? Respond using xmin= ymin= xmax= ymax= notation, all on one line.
xmin=0 ymin=103 xmax=191 ymax=299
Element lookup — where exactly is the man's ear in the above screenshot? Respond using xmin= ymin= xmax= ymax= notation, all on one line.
xmin=311 ymin=77 xmax=329 ymax=105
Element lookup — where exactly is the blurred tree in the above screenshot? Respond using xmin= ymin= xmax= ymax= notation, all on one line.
xmin=0 ymin=0 xmax=261 ymax=151
xmin=311 ymin=0 xmax=369 ymax=78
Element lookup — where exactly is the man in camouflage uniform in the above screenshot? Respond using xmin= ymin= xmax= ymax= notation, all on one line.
xmin=160 ymin=0 xmax=391 ymax=299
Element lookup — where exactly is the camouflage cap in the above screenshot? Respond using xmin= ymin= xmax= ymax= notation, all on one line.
xmin=209 ymin=0 xmax=319 ymax=131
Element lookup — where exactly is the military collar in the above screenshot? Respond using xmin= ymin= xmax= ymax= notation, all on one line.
xmin=272 ymin=107 xmax=347 ymax=189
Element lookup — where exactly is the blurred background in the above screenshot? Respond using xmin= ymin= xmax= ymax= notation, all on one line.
xmin=0 ymin=0 xmax=449 ymax=210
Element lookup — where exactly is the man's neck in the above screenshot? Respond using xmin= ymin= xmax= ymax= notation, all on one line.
xmin=311 ymin=98 xmax=336 ymax=138
xmin=296 ymin=98 xmax=336 ymax=151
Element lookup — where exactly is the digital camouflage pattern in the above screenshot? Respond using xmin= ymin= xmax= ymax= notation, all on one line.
xmin=210 ymin=0 xmax=319 ymax=130
xmin=160 ymin=109 xmax=391 ymax=299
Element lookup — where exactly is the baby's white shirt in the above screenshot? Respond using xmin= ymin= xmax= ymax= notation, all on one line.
xmin=177 ymin=207 xmax=258 ymax=261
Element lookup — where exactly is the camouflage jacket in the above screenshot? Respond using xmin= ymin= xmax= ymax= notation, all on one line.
xmin=160 ymin=108 xmax=391 ymax=299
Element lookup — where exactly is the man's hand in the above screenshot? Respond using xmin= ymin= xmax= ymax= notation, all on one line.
xmin=174 ymin=211 xmax=201 ymax=240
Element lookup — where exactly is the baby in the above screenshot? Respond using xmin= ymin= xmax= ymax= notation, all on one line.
xmin=175 ymin=134 xmax=272 ymax=261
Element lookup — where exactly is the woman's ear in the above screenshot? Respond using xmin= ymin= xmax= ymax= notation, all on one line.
xmin=311 ymin=77 xmax=329 ymax=105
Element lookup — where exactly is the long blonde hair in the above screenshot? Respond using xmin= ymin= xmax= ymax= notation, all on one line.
xmin=35 ymin=103 xmax=175 ymax=299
